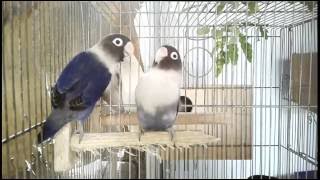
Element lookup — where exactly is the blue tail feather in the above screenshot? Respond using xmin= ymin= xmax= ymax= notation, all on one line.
xmin=37 ymin=111 xmax=68 ymax=144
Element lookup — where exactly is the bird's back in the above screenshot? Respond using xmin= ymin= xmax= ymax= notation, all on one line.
xmin=57 ymin=52 xmax=112 ymax=109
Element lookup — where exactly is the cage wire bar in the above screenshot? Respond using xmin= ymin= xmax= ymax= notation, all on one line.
xmin=2 ymin=1 xmax=318 ymax=179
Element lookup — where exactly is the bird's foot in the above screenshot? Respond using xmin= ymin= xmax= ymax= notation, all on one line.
xmin=138 ymin=127 xmax=145 ymax=142
xmin=74 ymin=129 xmax=80 ymax=134
xmin=74 ymin=122 xmax=84 ymax=144
xmin=122 ymin=109 xmax=129 ymax=114
xmin=78 ymin=131 xmax=84 ymax=144
xmin=167 ymin=127 xmax=175 ymax=142
xmin=103 ymin=108 xmax=127 ymax=116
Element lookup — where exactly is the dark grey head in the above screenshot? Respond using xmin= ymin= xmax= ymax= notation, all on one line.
xmin=98 ymin=34 xmax=134 ymax=62
xmin=153 ymin=45 xmax=182 ymax=71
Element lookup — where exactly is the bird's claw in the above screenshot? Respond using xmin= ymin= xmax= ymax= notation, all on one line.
xmin=78 ymin=132 xmax=84 ymax=144
xmin=167 ymin=128 xmax=175 ymax=142
xmin=138 ymin=127 xmax=144 ymax=142
xmin=74 ymin=130 xmax=84 ymax=143
xmin=74 ymin=122 xmax=84 ymax=144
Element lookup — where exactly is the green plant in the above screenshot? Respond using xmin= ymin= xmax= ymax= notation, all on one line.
xmin=288 ymin=1 xmax=315 ymax=12
xmin=197 ymin=1 xmax=315 ymax=77
xmin=196 ymin=2 xmax=271 ymax=77
xmin=197 ymin=23 xmax=268 ymax=77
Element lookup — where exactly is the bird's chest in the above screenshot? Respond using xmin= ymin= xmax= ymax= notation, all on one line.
xmin=138 ymin=76 xmax=179 ymax=113
xmin=138 ymin=102 xmax=178 ymax=130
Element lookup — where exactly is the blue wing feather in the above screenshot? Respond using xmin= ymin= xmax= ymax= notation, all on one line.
xmin=55 ymin=51 xmax=112 ymax=108
xmin=38 ymin=51 xmax=112 ymax=143
xmin=56 ymin=52 xmax=92 ymax=93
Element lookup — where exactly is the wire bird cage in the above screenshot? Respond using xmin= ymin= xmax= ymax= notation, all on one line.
xmin=2 ymin=1 xmax=318 ymax=179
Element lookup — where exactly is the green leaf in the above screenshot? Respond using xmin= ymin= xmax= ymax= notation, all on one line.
xmin=222 ymin=36 xmax=228 ymax=42
xmin=305 ymin=1 xmax=314 ymax=12
xmin=259 ymin=26 xmax=268 ymax=40
xmin=226 ymin=43 xmax=238 ymax=65
xmin=241 ymin=2 xmax=247 ymax=6
xmin=239 ymin=33 xmax=253 ymax=63
xmin=216 ymin=40 xmax=222 ymax=47
xmin=216 ymin=40 xmax=224 ymax=50
xmin=235 ymin=27 xmax=240 ymax=36
xmin=216 ymin=29 xmax=223 ymax=39
xmin=296 ymin=2 xmax=313 ymax=12
xmin=229 ymin=36 xmax=237 ymax=44
xmin=215 ymin=50 xmax=226 ymax=77
xmin=231 ymin=2 xmax=240 ymax=10
xmin=215 ymin=65 xmax=223 ymax=77
xmin=215 ymin=58 xmax=225 ymax=77
xmin=218 ymin=50 xmax=226 ymax=63
xmin=240 ymin=22 xmax=255 ymax=27
xmin=215 ymin=64 xmax=223 ymax=77
xmin=216 ymin=36 xmax=226 ymax=52
xmin=211 ymin=27 xmax=216 ymax=37
xmin=217 ymin=2 xmax=226 ymax=15
xmin=248 ymin=2 xmax=259 ymax=15
xmin=197 ymin=26 xmax=210 ymax=35
xmin=226 ymin=26 xmax=235 ymax=32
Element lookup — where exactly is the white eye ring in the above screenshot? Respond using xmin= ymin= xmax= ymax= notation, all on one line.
xmin=112 ymin=38 xmax=123 ymax=47
xmin=170 ymin=52 xmax=178 ymax=60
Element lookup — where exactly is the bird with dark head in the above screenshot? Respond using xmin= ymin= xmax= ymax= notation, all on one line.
xmin=102 ymin=35 xmax=144 ymax=116
xmin=152 ymin=45 xmax=182 ymax=71
xmin=37 ymin=34 xmax=134 ymax=144
xmin=135 ymin=45 xmax=182 ymax=141
xmin=178 ymin=96 xmax=193 ymax=112
xmin=98 ymin=34 xmax=133 ymax=62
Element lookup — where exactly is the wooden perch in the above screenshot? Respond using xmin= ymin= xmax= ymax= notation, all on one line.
xmin=99 ymin=112 xmax=237 ymax=126
xmin=54 ymin=123 xmax=76 ymax=172
xmin=70 ymin=131 xmax=220 ymax=152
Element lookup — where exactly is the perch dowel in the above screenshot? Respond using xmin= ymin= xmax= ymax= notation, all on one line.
xmin=54 ymin=123 xmax=76 ymax=172
xmin=100 ymin=112 xmax=235 ymax=126
xmin=70 ymin=131 xmax=220 ymax=152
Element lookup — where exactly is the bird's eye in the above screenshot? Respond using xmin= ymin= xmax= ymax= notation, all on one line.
xmin=170 ymin=52 xmax=178 ymax=60
xmin=112 ymin=38 xmax=123 ymax=47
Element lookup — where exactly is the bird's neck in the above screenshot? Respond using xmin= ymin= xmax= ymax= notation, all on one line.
xmin=88 ymin=45 xmax=118 ymax=72
xmin=151 ymin=68 xmax=182 ymax=85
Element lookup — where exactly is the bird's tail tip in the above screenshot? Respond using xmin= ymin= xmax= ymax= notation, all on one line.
xmin=37 ymin=131 xmax=43 ymax=144
xmin=37 ymin=121 xmax=54 ymax=144
xmin=178 ymin=95 xmax=193 ymax=112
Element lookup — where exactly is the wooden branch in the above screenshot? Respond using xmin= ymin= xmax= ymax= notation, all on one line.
xmin=99 ymin=112 xmax=236 ymax=126
xmin=160 ymin=146 xmax=252 ymax=160
xmin=70 ymin=131 xmax=220 ymax=152
xmin=54 ymin=123 xmax=76 ymax=172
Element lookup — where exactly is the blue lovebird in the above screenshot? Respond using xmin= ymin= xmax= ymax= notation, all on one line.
xmin=37 ymin=34 xmax=135 ymax=144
